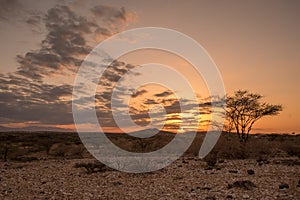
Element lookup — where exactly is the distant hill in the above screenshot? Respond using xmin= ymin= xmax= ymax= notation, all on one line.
xmin=128 ymin=128 xmax=174 ymax=136
xmin=0 ymin=125 xmax=73 ymax=132
xmin=0 ymin=125 xmax=210 ymax=135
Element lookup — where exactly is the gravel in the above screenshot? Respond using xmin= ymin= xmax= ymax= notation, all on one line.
xmin=0 ymin=157 xmax=299 ymax=199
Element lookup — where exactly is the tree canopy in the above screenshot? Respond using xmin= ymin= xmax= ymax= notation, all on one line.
xmin=225 ymin=90 xmax=283 ymax=142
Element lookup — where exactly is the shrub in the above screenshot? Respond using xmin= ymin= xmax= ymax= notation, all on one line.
xmin=74 ymin=161 xmax=113 ymax=173
xmin=203 ymin=151 xmax=218 ymax=167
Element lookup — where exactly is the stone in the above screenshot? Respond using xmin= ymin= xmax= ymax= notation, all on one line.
xmin=228 ymin=180 xmax=256 ymax=190
xmin=247 ymin=169 xmax=255 ymax=175
xmin=112 ymin=181 xmax=122 ymax=186
xmin=205 ymin=196 xmax=216 ymax=200
xmin=279 ymin=183 xmax=289 ymax=189
xmin=205 ymin=166 xmax=213 ymax=170
xmin=182 ymin=160 xmax=189 ymax=164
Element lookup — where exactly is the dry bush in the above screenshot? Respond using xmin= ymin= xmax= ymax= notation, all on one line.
xmin=74 ymin=161 xmax=113 ymax=173
xmin=212 ymin=133 xmax=297 ymax=160
xmin=245 ymin=138 xmax=276 ymax=158
xmin=214 ymin=135 xmax=250 ymax=159
xmin=280 ymin=144 xmax=300 ymax=157
xmin=203 ymin=151 xmax=218 ymax=167
xmin=48 ymin=143 xmax=86 ymax=158
xmin=228 ymin=180 xmax=256 ymax=190
xmin=0 ymin=143 xmax=10 ymax=161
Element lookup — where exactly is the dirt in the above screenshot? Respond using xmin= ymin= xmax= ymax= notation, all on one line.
xmin=1 ymin=157 xmax=299 ymax=200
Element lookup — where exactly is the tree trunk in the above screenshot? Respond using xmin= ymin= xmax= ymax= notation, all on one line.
xmin=3 ymin=145 xmax=9 ymax=162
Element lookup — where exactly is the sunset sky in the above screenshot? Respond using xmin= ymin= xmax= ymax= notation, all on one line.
xmin=0 ymin=0 xmax=299 ymax=133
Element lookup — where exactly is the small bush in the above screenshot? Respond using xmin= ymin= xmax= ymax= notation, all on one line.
xmin=282 ymin=145 xmax=300 ymax=157
xmin=228 ymin=180 xmax=256 ymax=190
xmin=14 ymin=156 xmax=38 ymax=162
xmin=74 ymin=161 xmax=113 ymax=173
xmin=203 ymin=151 xmax=218 ymax=167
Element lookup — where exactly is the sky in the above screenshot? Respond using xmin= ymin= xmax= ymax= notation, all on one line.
xmin=0 ymin=0 xmax=299 ymax=133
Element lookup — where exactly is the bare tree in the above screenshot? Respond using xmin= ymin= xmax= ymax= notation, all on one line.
xmin=226 ymin=90 xmax=282 ymax=142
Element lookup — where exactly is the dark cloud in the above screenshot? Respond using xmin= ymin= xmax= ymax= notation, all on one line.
xmin=0 ymin=4 xmax=136 ymax=127
xmin=26 ymin=14 xmax=42 ymax=26
xmin=144 ymin=99 xmax=158 ymax=105
xmin=0 ymin=73 xmax=73 ymax=124
xmin=15 ymin=5 xmax=94 ymax=80
xmin=0 ymin=3 xmax=210 ymax=131
xmin=131 ymin=89 xmax=147 ymax=98
xmin=91 ymin=5 xmax=127 ymax=22
xmin=0 ymin=101 xmax=73 ymax=124
xmin=95 ymin=27 xmax=112 ymax=37
xmin=25 ymin=10 xmax=44 ymax=32
xmin=162 ymin=123 xmax=180 ymax=131
xmin=15 ymin=4 xmax=135 ymax=81
xmin=154 ymin=90 xmax=173 ymax=97
xmin=0 ymin=0 xmax=22 ymax=21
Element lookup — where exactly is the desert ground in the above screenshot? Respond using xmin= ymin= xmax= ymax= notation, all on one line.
xmin=0 ymin=132 xmax=299 ymax=199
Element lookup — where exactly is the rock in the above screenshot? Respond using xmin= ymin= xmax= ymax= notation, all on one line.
xmin=226 ymin=194 xmax=233 ymax=199
xmin=228 ymin=180 xmax=256 ymax=190
xmin=182 ymin=160 xmax=189 ymax=164
xmin=204 ymin=166 xmax=213 ymax=170
xmin=201 ymin=186 xmax=211 ymax=191
xmin=112 ymin=181 xmax=122 ymax=186
xmin=274 ymin=160 xmax=281 ymax=164
xmin=74 ymin=161 xmax=112 ymax=173
xmin=229 ymin=170 xmax=238 ymax=173
xmin=279 ymin=183 xmax=289 ymax=189
xmin=257 ymin=157 xmax=269 ymax=165
xmin=205 ymin=196 xmax=216 ymax=200
xmin=247 ymin=169 xmax=255 ymax=175
xmin=218 ymin=159 xmax=224 ymax=163
xmin=243 ymin=194 xmax=250 ymax=199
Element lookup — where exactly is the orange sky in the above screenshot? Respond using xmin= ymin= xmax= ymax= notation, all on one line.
xmin=0 ymin=0 xmax=299 ymax=133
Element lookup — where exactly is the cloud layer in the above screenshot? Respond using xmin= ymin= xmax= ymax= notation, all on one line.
xmin=0 ymin=1 xmax=213 ymax=132
xmin=0 ymin=3 xmax=137 ymax=127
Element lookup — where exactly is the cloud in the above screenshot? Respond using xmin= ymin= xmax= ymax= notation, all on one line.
xmin=15 ymin=4 xmax=137 ymax=81
xmin=0 ymin=3 xmax=210 ymax=131
xmin=0 ymin=101 xmax=73 ymax=124
xmin=144 ymin=99 xmax=158 ymax=105
xmin=90 ymin=5 xmax=136 ymax=27
xmin=0 ymin=4 xmax=137 ymax=126
xmin=154 ymin=90 xmax=173 ymax=97
xmin=15 ymin=5 xmax=94 ymax=80
xmin=131 ymin=89 xmax=147 ymax=98
xmin=0 ymin=73 xmax=73 ymax=124
xmin=0 ymin=0 xmax=22 ymax=21
xmin=91 ymin=5 xmax=126 ymax=20
xmin=90 ymin=5 xmax=137 ymax=41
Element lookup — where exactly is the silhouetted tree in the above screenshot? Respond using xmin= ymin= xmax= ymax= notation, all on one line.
xmin=2 ymin=143 xmax=10 ymax=162
xmin=226 ymin=90 xmax=282 ymax=142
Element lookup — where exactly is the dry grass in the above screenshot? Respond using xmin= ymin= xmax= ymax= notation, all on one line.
xmin=0 ymin=131 xmax=299 ymax=162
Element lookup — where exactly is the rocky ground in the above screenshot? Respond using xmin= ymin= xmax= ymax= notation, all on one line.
xmin=1 ymin=157 xmax=299 ymax=200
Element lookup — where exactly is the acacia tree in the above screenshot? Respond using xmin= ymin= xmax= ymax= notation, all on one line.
xmin=225 ymin=90 xmax=282 ymax=142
